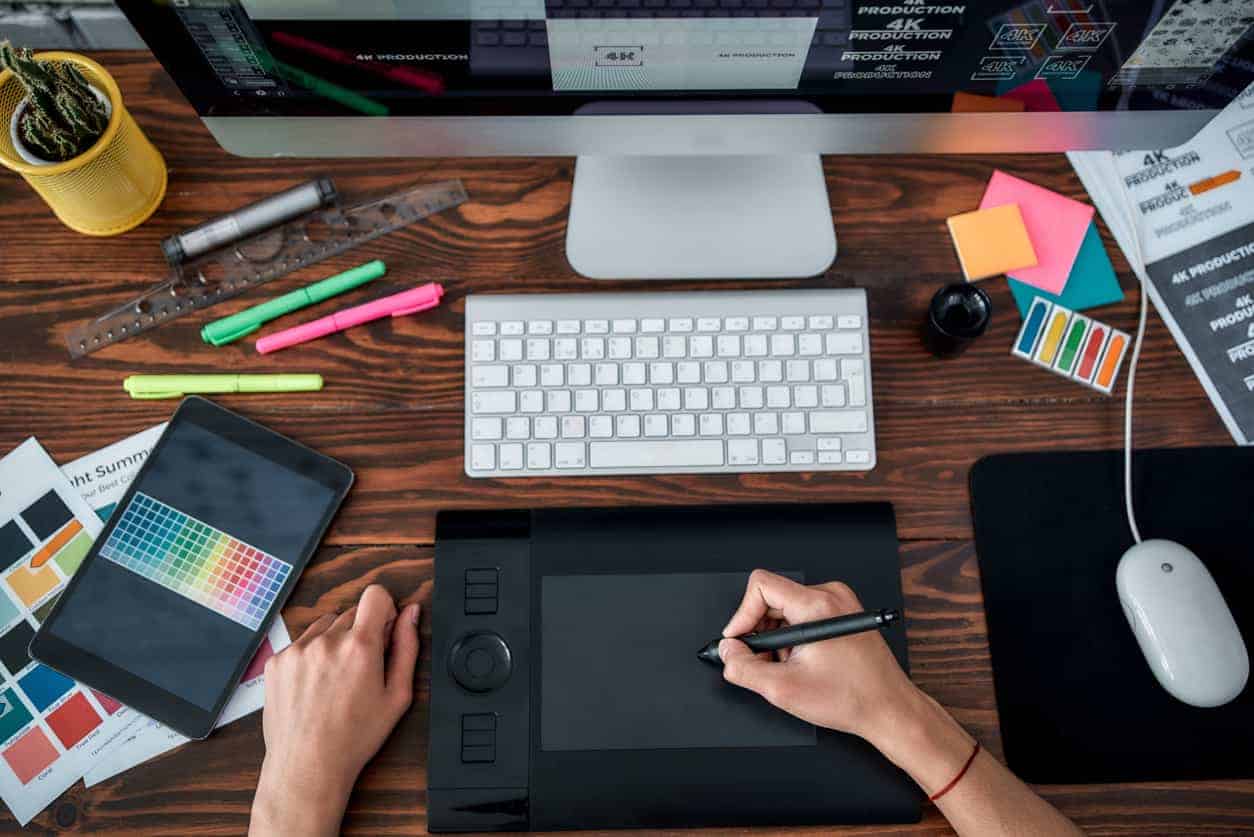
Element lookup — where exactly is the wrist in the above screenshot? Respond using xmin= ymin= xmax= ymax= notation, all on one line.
xmin=859 ymin=684 xmax=976 ymax=796
xmin=251 ymin=758 xmax=353 ymax=837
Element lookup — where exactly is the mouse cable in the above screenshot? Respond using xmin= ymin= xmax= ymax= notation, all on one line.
xmin=1117 ymin=160 xmax=1150 ymax=546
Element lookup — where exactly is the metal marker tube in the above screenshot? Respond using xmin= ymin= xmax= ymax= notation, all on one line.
xmin=161 ymin=177 xmax=337 ymax=265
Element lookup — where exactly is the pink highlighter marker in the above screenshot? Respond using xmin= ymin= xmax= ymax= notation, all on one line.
xmin=256 ymin=282 xmax=444 ymax=354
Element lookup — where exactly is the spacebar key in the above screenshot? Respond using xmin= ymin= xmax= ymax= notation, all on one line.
xmin=590 ymin=440 xmax=724 ymax=469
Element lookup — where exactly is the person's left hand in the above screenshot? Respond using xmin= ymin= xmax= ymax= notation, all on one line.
xmin=249 ymin=584 xmax=421 ymax=837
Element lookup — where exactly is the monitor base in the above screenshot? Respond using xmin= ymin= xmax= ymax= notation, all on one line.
xmin=566 ymin=154 xmax=837 ymax=280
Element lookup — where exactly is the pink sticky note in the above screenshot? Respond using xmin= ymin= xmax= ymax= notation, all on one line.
xmin=1002 ymin=79 xmax=1061 ymax=112
xmin=978 ymin=171 xmax=1093 ymax=295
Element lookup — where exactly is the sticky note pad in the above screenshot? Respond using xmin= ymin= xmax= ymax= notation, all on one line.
xmin=1009 ymin=222 xmax=1124 ymax=317
xmin=980 ymin=170 xmax=1094 ymax=295
xmin=1011 ymin=298 xmax=1130 ymax=395
xmin=946 ymin=204 xmax=1038 ymax=281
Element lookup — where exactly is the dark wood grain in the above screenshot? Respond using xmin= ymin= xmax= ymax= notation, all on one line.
xmin=0 ymin=50 xmax=1249 ymax=836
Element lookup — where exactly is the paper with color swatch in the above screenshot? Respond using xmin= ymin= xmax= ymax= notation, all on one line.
xmin=980 ymin=170 xmax=1095 ymax=296
xmin=0 ymin=440 xmax=130 ymax=825
xmin=1009 ymin=222 xmax=1125 ymax=317
xmin=52 ymin=427 xmax=291 ymax=787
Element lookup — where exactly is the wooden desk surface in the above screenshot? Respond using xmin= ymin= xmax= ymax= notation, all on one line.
xmin=0 ymin=52 xmax=1248 ymax=836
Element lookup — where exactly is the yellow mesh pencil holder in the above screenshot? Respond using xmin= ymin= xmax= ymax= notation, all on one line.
xmin=0 ymin=52 xmax=166 ymax=236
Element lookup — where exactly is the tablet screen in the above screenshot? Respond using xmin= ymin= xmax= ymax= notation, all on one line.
xmin=42 ymin=419 xmax=338 ymax=712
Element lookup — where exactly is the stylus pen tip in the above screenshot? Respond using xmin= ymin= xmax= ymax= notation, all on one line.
xmin=697 ymin=641 xmax=722 ymax=665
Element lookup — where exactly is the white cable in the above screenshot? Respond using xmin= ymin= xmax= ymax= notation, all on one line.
xmin=1124 ymin=282 xmax=1148 ymax=545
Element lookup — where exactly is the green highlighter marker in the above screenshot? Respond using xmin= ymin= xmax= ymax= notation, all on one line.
xmin=201 ymin=260 xmax=386 ymax=346
xmin=124 ymin=374 xmax=324 ymax=400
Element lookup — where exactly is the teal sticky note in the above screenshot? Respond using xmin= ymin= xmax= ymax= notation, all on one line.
xmin=1009 ymin=222 xmax=1124 ymax=318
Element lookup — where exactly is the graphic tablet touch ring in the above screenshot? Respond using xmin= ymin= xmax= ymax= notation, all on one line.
xmin=449 ymin=631 xmax=512 ymax=693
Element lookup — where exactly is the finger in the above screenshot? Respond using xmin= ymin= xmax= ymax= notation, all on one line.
xmin=330 ymin=606 xmax=357 ymax=633
xmin=385 ymin=603 xmax=421 ymax=710
xmin=720 ymin=639 xmax=791 ymax=706
xmin=352 ymin=584 xmax=398 ymax=644
xmin=294 ymin=613 xmax=335 ymax=647
xmin=813 ymin=580 xmax=863 ymax=611
xmin=723 ymin=570 xmax=827 ymax=638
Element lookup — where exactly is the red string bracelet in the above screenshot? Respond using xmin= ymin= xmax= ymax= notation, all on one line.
xmin=929 ymin=741 xmax=981 ymax=802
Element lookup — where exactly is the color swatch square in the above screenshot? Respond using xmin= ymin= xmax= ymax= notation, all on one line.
xmin=2 ymin=727 xmax=57 ymax=784
xmin=90 ymin=689 xmax=122 ymax=716
xmin=0 ymin=521 xmax=32 ymax=566
xmin=1009 ymin=222 xmax=1125 ymax=317
xmin=0 ymin=621 xmax=34 ymax=677
xmin=52 ymin=532 xmax=91 ymax=578
xmin=947 ymin=204 xmax=1038 ymax=281
xmin=18 ymin=665 xmax=73 ymax=713
xmin=4 ymin=564 xmax=59 ymax=609
xmin=21 ymin=492 xmax=72 ymax=542
xmin=0 ymin=590 xmax=18 ymax=631
xmin=980 ymin=170 xmax=1094 ymax=295
xmin=46 ymin=692 xmax=100 ymax=749
xmin=31 ymin=597 xmax=56 ymax=626
xmin=0 ymin=689 xmax=34 ymax=744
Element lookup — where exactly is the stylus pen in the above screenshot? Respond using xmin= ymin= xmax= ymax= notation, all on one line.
xmin=697 ymin=608 xmax=900 ymax=665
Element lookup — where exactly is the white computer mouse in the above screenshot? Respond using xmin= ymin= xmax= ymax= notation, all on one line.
xmin=1116 ymin=539 xmax=1249 ymax=708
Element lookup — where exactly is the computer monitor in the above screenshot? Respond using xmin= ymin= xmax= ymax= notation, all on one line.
xmin=118 ymin=1 xmax=1253 ymax=279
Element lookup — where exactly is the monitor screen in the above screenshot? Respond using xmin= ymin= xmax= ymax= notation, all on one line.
xmin=120 ymin=0 xmax=1254 ymax=118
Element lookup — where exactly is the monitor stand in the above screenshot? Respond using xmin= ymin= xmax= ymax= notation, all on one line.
xmin=564 ymin=103 xmax=837 ymax=280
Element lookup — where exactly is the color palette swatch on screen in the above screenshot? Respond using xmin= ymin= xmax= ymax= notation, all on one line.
xmin=99 ymin=493 xmax=291 ymax=631
xmin=1012 ymin=298 xmax=1131 ymax=395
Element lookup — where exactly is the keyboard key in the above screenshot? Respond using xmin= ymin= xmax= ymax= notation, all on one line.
xmin=506 ymin=417 xmax=530 ymax=439
xmin=617 ymin=415 xmax=641 ymax=437
xmin=672 ymin=413 xmax=696 ymax=436
xmin=526 ymin=339 xmax=550 ymax=361
xmin=813 ymin=359 xmax=838 ymax=381
xmin=744 ymin=334 xmax=768 ymax=357
xmin=782 ymin=412 xmax=806 ymax=434
xmin=500 ymin=339 xmax=523 ymax=361
xmin=630 ymin=388 xmax=654 ymax=411
xmin=472 ymin=365 xmax=509 ymax=387
xmin=528 ymin=320 xmax=553 ymax=335
xmin=753 ymin=412 xmax=779 ymax=435
xmin=554 ymin=338 xmax=578 ymax=360
xmin=669 ymin=317 xmax=694 ymax=332
xmin=712 ymin=386 xmax=735 ymax=409
xmin=821 ymin=385 xmax=846 ymax=407
xmin=608 ymin=337 xmax=632 ymax=359
xmin=471 ymin=445 xmax=495 ymax=470
xmin=520 ymin=390 xmax=543 ymax=413
xmin=471 ymin=340 xmax=496 ymax=362
xmin=663 ymin=336 xmax=687 ymax=358
xmin=499 ymin=443 xmax=524 ymax=470
xmin=623 ymin=363 xmax=647 ymax=385
xmin=771 ymin=334 xmax=796 ymax=356
xmin=547 ymin=390 xmax=572 ymax=412
xmin=717 ymin=335 xmax=741 ymax=357
xmin=657 ymin=388 xmax=681 ymax=410
xmin=561 ymin=416 xmax=586 ymax=438
xmin=590 ymin=440 xmax=724 ymax=468
xmin=472 ymin=417 xmax=503 ymax=440
xmin=798 ymin=334 xmax=823 ymax=356
xmin=644 ymin=414 xmax=668 ymax=437
xmin=568 ymin=364 xmax=592 ymax=386
xmin=677 ymin=362 xmax=701 ymax=383
xmin=826 ymin=333 xmax=863 ymax=355
xmin=808 ymin=315 xmax=834 ymax=329
xmin=731 ymin=361 xmax=756 ymax=383
xmin=586 ymin=319 xmax=609 ymax=334
xmin=501 ymin=321 xmax=524 ymax=336
xmin=739 ymin=386 xmax=764 ymax=409
xmin=699 ymin=413 xmax=724 ymax=435
xmin=603 ymin=389 xmax=627 ymax=411
xmin=759 ymin=360 xmax=783 ymax=382
xmin=557 ymin=319 xmax=581 ymax=334
xmin=728 ymin=439 xmax=759 ymax=465
xmin=786 ymin=360 xmax=810 ymax=382
xmin=727 ymin=413 xmax=751 ymax=435
xmin=472 ymin=322 xmax=497 ymax=336
xmin=555 ymin=443 xmax=586 ymax=468
xmin=684 ymin=388 xmax=710 ymax=410
xmin=589 ymin=415 xmax=614 ymax=438
xmin=818 ymin=437 xmax=842 ymax=450
xmin=472 ymin=391 xmax=516 ymax=414
xmin=762 ymin=438 xmax=786 ymax=464
xmin=846 ymin=450 xmax=872 ymax=465
xmin=704 ymin=361 xmax=729 ymax=384
xmin=753 ymin=316 xmax=777 ymax=330
xmin=782 ymin=316 xmax=805 ymax=330
xmin=790 ymin=450 xmax=815 ymax=465
xmin=636 ymin=337 xmax=660 ymax=359
xmin=794 ymin=385 xmax=818 ymax=408
xmin=595 ymin=363 xmax=619 ymax=386
xmin=650 ymin=362 xmax=674 ymax=384
xmin=575 ymin=389 xmax=599 ymax=412
xmin=690 ymin=336 xmax=714 ymax=358
xmin=697 ymin=317 xmax=721 ymax=332
xmin=535 ymin=416 xmax=558 ymax=438
xmin=641 ymin=318 xmax=665 ymax=333
xmin=819 ymin=451 xmax=843 ymax=464
xmin=612 ymin=319 xmax=637 ymax=333
xmin=527 ymin=442 xmax=551 ymax=469
xmin=810 ymin=410 xmax=868 ymax=434
xmin=725 ymin=316 xmax=749 ymax=332
xmin=513 ymin=364 xmax=538 ymax=387
xmin=838 ymin=314 xmax=862 ymax=329
xmin=582 ymin=338 xmax=605 ymax=359
xmin=541 ymin=364 xmax=565 ymax=386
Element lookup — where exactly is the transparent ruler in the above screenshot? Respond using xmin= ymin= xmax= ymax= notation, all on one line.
xmin=66 ymin=179 xmax=468 ymax=358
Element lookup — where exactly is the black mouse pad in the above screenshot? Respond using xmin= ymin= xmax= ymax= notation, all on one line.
xmin=970 ymin=447 xmax=1254 ymax=784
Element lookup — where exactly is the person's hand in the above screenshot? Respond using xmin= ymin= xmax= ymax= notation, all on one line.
xmin=719 ymin=569 xmax=917 ymax=742
xmin=249 ymin=585 xmax=421 ymax=837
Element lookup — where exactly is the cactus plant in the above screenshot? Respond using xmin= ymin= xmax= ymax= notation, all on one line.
xmin=1 ymin=41 xmax=110 ymax=162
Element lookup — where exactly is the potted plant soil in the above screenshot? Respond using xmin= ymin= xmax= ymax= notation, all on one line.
xmin=0 ymin=43 xmax=166 ymax=236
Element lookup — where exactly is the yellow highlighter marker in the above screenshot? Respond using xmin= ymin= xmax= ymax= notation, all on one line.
xmin=1035 ymin=309 xmax=1071 ymax=366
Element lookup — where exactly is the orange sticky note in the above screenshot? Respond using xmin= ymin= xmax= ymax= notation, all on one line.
xmin=946 ymin=204 xmax=1038 ymax=281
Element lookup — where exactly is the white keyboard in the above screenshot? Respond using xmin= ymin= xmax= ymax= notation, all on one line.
xmin=463 ymin=289 xmax=876 ymax=477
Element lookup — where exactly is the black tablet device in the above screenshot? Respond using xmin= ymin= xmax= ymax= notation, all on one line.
xmin=30 ymin=397 xmax=352 ymax=739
